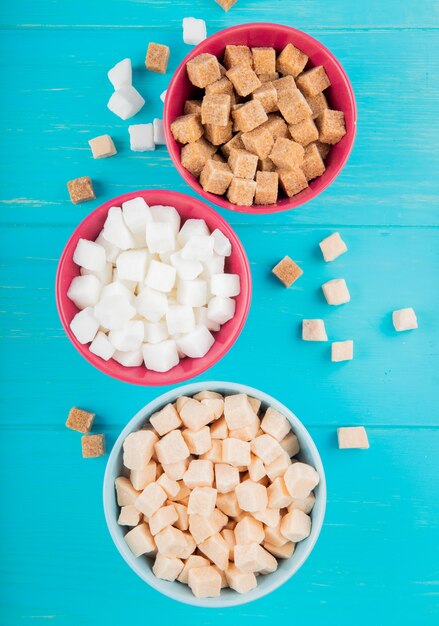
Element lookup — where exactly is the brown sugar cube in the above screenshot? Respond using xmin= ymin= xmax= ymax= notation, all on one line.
xmin=184 ymin=100 xmax=202 ymax=115
xmin=314 ymin=141 xmax=330 ymax=160
xmin=316 ymin=109 xmax=346 ymax=145
xmin=170 ymin=114 xmax=203 ymax=144
xmin=204 ymin=121 xmax=233 ymax=146
xmin=227 ymin=178 xmax=257 ymax=206
xmin=181 ymin=137 xmax=217 ymax=177
xmin=278 ymin=89 xmax=312 ymax=125
xmin=81 ymin=434 xmax=106 ymax=458
xmin=206 ymin=76 xmax=234 ymax=98
xmin=272 ymin=75 xmax=297 ymax=95
xmin=145 ymin=43 xmax=170 ymax=74
xmin=228 ymin=148 xmax=258 ymax=179
xmin=296 ymin=66 xmax=331 ymax=98
xmin=288 ymin=117 xmax=319 ymax=146
xmin=276 ymin=43 xmax=308 ymax=77
xmin=306 ymin=92 xmax=328 ymax=120
xmin=211 ymin=152 xmax=226 ymax=163
xmin=302 ymin=143 xmax=326 ymax=181
xmin=223 ymin=45 xmax=253 ymax=69
xmin=269 ymin=137 xmax=304 ymax=170
xmin=215 ymin=0 xmax=239 ymax=11
xmin=255 ymin=171 xmax=279 ymax=205
xmin=252 ymin=47 xmax=276 ymax=75
xmin=187 ymin=53 xmax=221 ymax=88
xmin=278 ymin=168 xmax=309 ymax=197
xmin=241 ymin=127 xmax=274 ymax=160
xmin=88 ymin=135 xmax=116 ymax=159
xmin=258 ymin=157 xmax=276 ymax=172
xmin=251 ymin=82 xmax=278 ymax=113
xmin=259 ymin=72 xmax=280 ymax=83
xmin=272 ymin=256 xmax=303 ymax=287
xmin=201 ymin=94 xmax=231 ymax=126
xmin=221 ymin=132 xmax=244 ymax=158
xmin=199 ymin=159 xmax=233 ymax=195
xmin=260 ymin=114 xmax=289 ymax=139
xmin=231 ymin=100 xmax=268 ymax=133
xmin=66 ymin=407 xmax=95 ymax=434
xmin=67 ymin=177 xmax=95 ymax=205
xmin=226 ymin=63 xmax=261 ymax=97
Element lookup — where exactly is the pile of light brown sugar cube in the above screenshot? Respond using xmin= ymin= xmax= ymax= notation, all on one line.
xmin=115 ymin=390 xmax=320 ymax=598
xmin=170 ymin=44 xmax=346 ymax=207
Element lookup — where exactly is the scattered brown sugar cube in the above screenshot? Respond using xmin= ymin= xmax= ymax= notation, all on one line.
xmin=337 ymin=426 xmax=369 ymax=449
xmin=215 ymin=0 xmax=239 ymax=10
xmin=269 ymin=137 xmax=304 ymax=170
xmin=227 ymin=178 xmax=257 ymax=206
xmin=251 ymin=82 xmax=278 ymax=113
xmin=82 ymin=434 xmax=106 ymax=458
xmin=231 ymin=100 xmax=268 ymax=132
xmin=302 ymin=143 xmax=326 ymax=180
xmin=241 ymin=127 xmax=274 ymax=160
xmin=331 ymin=340 xmax=354 ymax=362
xmin=259 ymin=72 xmax=279 ymax=83
xmin=288 ymin=117 xmax=319 ymax=146
xmin=187 ymin=53 xmax=221 ymax=88
xmin=226 ymin=63 xmax=261 ymax=97
xmin=302 ymin=319 xmax=328 ymax=341
xmin=316 ymin=109 xmax=346 ymax=145
xmin=305 ymin=92 xmax=328 ymax=119
xmin=315 ymin=141 xmax=330 ymax=159
xmin=184 ymin=100 xmax=202 ymax=115
xmin=252 ymin=47 xmax=276 ymax=75
xmin=205 ymin=77 xmax=234 ymax=97
xmin=181 ymin=137 xmax=217 ymax=177
xmin=145 ymin=43 xmax=170 ymax=74
xmin=319 ymin=231 xmax=348 ymax=262
xmin=204 ymin=121 xmax=233 ymax=146
xmin=260 ymin=114 xmax=289 ymax=139
xmin=224 ymin=45 xmax=253 ymax=69
xmin=272 ymin=75 xmax=297 ymax=95
xmin=67 ymin=176 xmax=95 ymax=205
xmin=201 ymin=94 xmax=231 ymax=126
xmin=221 ymin=132 xmax=244 ymax=158
xmin=88 ymin=135 xmax=116 ymax=159
xmin=296 ymin=66 xmax=331 ymax=98
xmin=277 ymin=89 xmax=312 ymax=125
xmin=258 ymin=157 xmax=275 ymax=172
xmin=272 ymin=256 xmax=303 ymax=287
xmin=278 ymin=168 xmax=308 ymax=197
xmin=255 ymin=171 xmax=279 ymax=205
xmin=228 ymin=148 xmax=258 ymax=179
xmin=276 ymin=43 xmax=308 ymax=77
xmin=199 ymin=159 xmax=233 ymax=195
xmin=170 ymin=114 xmax=203 ymax=144
xmin=66 ymin=407 xmax=95 ymax=434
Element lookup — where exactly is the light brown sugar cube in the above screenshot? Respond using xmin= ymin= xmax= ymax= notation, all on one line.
xmin=189 ymin=508 xmax=227 ymax=543
xmin=182 ymin=425 xmax=212 ymax=455
xmin=331 ymin=340 xmax=354 ymax=362
xmin=172 ymin=502 xmax=189 ymax=531
xmin=316 ymin=109 xmax=346 ymax=145
xmin=272 ymin=255 xmax=304 ymax=287
xmin=180 ymin=398 xmax=215 ymax=430
xmin=199 ymin=532 xmax=230 ymax=570
xmin=220 ymin=528 xmax=236 ymax=560
xmin=235 ymin=479 xmax=268 ymax=513
xmin=296 ymin=66 xmax=331 ymax=98
xmin=200 ymin=439 xmax=223 ymax=464
xmin=258 ymin=157 xmax=276 ymax=171
xmin=225 ymin=564 xmax=257 ymax=594
xmin=135 ymin=482 xmax=167 ymax=517
xmin=206 ymin=77 xmax=234 ymax=100
xmin=235 ymin=515 xmax=265 ymax=545
xmin=242 ymin=127 xmax=274 ymax=160
xmin=81 ymin=434 xmax=105 ymax=458
xmin=210 ymin=416 xmax=228 ymax=439
xmin=187 ymin=487 xmax=217 ymax=517
xmin=177 ymin=554 xmax=209 ymax=584
xmin=215 ymin=463 xmax=240 ymax=493
xmin=319 ymin=232 xmax=348 ymax=262
xmin=157 ymin=473 xmax=180 ymax=498
xmin=67 ymin=176 xmax=95 ymax=204
xmin=276 ymin=43 xmax=308 ymax=77
xmin=118 ymin=505 xmax=142 ymax=527
xmin=315 ymin=140 xmax=330 ymax=159
xmin=289 ymin=117 xmax=319 ymax=146
xmin=123 ymin=430 xmax=158 ymax=470
xmin=130 ymin=461 xmax=157 ymax=490
xmin=228 ymin=149 xmax=258 ymax=180
xmin=184 ymin=99 xmax=202 ymax=115
xmin=253 ymin=507 xmax=280 ymax=528
xmin=261 ymin=407 xmax=291 ymax=441
xmin=115 ymin=476 xmax=140 ymax=506
xmin=248 ymin=455 xmax=266 ymax=482
xmin=251 ymin=82 xmax=278 ymax=113
xmin=278 ymin=89 xmax=312 ymax=125
xmin=221 ymin=132 xmax=244 ymax=158
xmin=183 ymin=459 xmax=214 ymax=489
xmin=145 ymin=42 xmax=170 ymax=73
xmin=224 ymin=45 xmax=253 ymax=69
xmin=216 ymin=492 xmax=242 ymax=518
xmin=199 ymin=159 xmax=233 ymax=195
xmin=306 ymin=92 xmax=328 ymax=119
xmin=152 ymin=553 xmax=184 ymax=581
xmin=252 ymin=47 xmax=276 ymax=75
xmin=302 ymin=142 xmax=326 ymax=180
xmin=234 ymin=543 xmax=277 ymax=574
xmin=170 ymin=114 xmax=203 ymax=144
xmin=280 ymin=509 xmax=311 ymax=542
xmin=226 ymin=62 xmax=261 ymax=97
xmin=254 ymin=171 xmax=278 ymax=206
xmin=260 ymin=113 xmax=289 ymax=139
xmin=267 ymin=476 xmax=293 ymax=509
xmin=263 ymin=540 xmax=295 ymax=559
xmin=181 ymin=138 xmax=217 ymax=177
xmin=224 ymin=394 xmax=255 ymax=430
xmin=264 ymin=522 xmax=287 ymax=547
xmin=149 ymin=504 xmax=179 ymax=536
xmin=162 ymin=459 xmax=189 ymax=481
xmin=272 ymin=75 xmax=297 ymax=95
xmin=251 ymin=434 xmax=284 ymax=465
xmin=265 ymin=450 xmax=292 ymax=482
xmin=154 ymin=429 xmax=190 ymax=465
xmin=214 ymin=0 xmax=239 ymax=11
xmin=288 ymin=492 xmax=316 ymax=515
xmin=269 ymin=136 xmax=304 ymax=170
xmin=227 ymin=178 xmax=257 ymax=206
xmin=201 ymin=93 xmax=232 ymax=126
xmin=188 ymin=565 xmax=222 ymax=598
xmin=322 ymin=278 xmax=350 ymax=305
xmin=280 ymin=431 xmax=300 ymax=457
xmin=205 ymin=121 xmax=234 ymax=146
xmin=302 ymin=319 xmax=328 ymax=341
xmin=392 ymin=308 xmax=418 ymax=331
xmin=124 ymin=523 xmax=156 ymax=557
xmin=150 ymin=403 xmax=182 ymax=436
xmin=231 ymin=100 xmax=268 ymax=132
xmin=284 ymin=462 xmax=320 ymax=499
xmin=337 ymin=426 xmax=370 ymax=449
xmin=88 ymin=134 xmax=117 ymax=159
xmin=259 ymin=71 xmax=280 ymax=83
xmin=66 ymin=407 xmax=95 ymax=433
xmin=202 ymin=398 xmax=225 ymax=420
xmin=222 ymin=437 xmax=251 ymax=467
xmin=187 ymin=53 xmax=221 ymax=88
xmin=155 ymin=525 xmax=189 ymax=558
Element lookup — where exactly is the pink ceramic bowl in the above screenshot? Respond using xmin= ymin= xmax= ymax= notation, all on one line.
xmin=55 ymin=190 xmax=252 ymax=386
xmin=164 ymin=22 xmax=357 ymax=214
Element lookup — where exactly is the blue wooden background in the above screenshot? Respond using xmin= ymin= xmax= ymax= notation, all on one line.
xmin=1 ymin=1 xmax=438 ymax=623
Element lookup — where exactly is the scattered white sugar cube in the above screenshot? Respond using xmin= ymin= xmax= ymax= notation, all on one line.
xmin=67 ymin=274 xmax=102 ymax=310
xmin=177 ymin=555 xmax=209 ymax=584
xmin=143 ymin=320 xmax=168 ymax=344
xmin=142 ymin=339 xmax=179 ymax=372
xmin=135 ymin=482 xmax=167 ymax=517
xmin=154 ymin=429 xmax=190 ymax=465
xmin=160 ymin=89 xmax=167 ymax=103
xmin=235 ymin=515 xmax=264 ymax=545
xmin=183 ymin=459 xmax=214 ymax=489
xmin=319 ymin=232 xmax=347 ymax=262
xmin=267 ymin=476 xmax=292 ymax=509
xmin=118 ymin=504 xmax=141 ymax=527
xmin=194 ymin=306 xmax=220 ymax=332
xmin=176 ymin=279 xmax=208 ymax=307
xmin=322 ymin=278 xmax=350 ymax=305
xmin=73 ymin=238 xmax=106 ymax=273
xmin=211 ymin=229 xmax=231 ymax=257
xmin=146 ymin=222 xmax=176 ymax=254
xmin=280 ymin=509 xmax=311 ymax=542
xmin=145 ymin=260 xmax=177 ymax=293
xmin=70 ymin=307 xmax=99 ymax=344
xmin=284 ymin=462 xmax=320 ymax=499
xmin=176 ymin=325 xmax=215 ymax=358
xmin=207 ymin=296 xmax=236 ymax=325
xmin=107 ymin=86 xmax=145 ymax=120
xmin=136 ymin=286 xmax=168 ymax=322
xmin=188 ymin=487 xmax=217 ymax=517
xmin=150 ymin=205 xmax=181 ymax=235
xmin=198 ymin=533 xmax=229 ymax=571
xmin=214 ymin=463 xmax=239 ymax=494
xmin=170 ymin=251 xmax=203 ymax=281
xmin=181 ymin=235 xmax=214 ymax=261
xmin=302 ymin=319 xmax=328 ymax=341
xmin=182 ymin=17 xmax=207 ymax=45
xmin=116 ymin=249 xmax=149 ymax=282
xmin=102 ymin=207 xmax=135 ymax=250
xmin=234 ymin=543 xmax=276 ymax=574
xmin=154 ymin=525 xmax=188 ymax=558
xmin=225 ymin=564 xmax=257 ymax=594
xmin=115 ymin=476 xmax=140 ymax=506
xmin=149 ymin=504 xmax=179 ymax=536
xmin=288 ymin=493 xmax=316 ymax=515
xmin=182 ymin=425 xmax=212 ymax=455
xmin=123 ymin=430 xmax=158 ymax=470
xmin=224 ymin=394 xmax=255 ymax=430
xmin=122 ymin=197 xmax=152 ymax=241
xmin=108 ymin=58 xmax=132 ymax=89
xmin=150 ymin=403 xmax=182 ymax=436
xmin=130 ymin=461 xmax=157 ymax=490
xmin=222 ymin=437 xmax=250 ymax=467
xmin=235 ymin=479 xmax=268 ymax=513
xmin=80 ymin=261 xmax=112 ymax=286
xmin=260 ymin=407 xmax=291 ymax=442
xmin=251 ymin=434 xmax=284 ymax=465
xmin=108 ymin=320 xmax=144 ymax=352
xmin=177 ymin=219 xmax=210 ymax=247
xmin=331 ymin=340 xmax=354 ymax=362
xmin=166 ymin=305 xmax=195 ymax=335
xmin=337 ymin=426 xmax=369 ymax=449
xmin=124 ymin=523 xmax=155 ymax=557
xmin=94 ymin=295 xmax=136 ymax=330
xmin=89 ymin=330 xmax=115 ymax=361
xmin=392 ymin=307 xmax=418 ymax=331
xmin=210 ymin=273 xmax=240 ymax=298
xmin=128 ymin=123 xmax=155 ymax=152
xmin=153 ymin=118 xmax=166 ymax=145
xmin=152 ymin=553 xmax=184 ymax=581
xmin=202 ymin=254 xmax=225 ymax=278
xmin=188 ymin=566 xmax=221 ymax=598
xmin=180 ymin=398 xmax=214 ymax=430
xmin=95 ymin=232 xmax=121 ymax=264
xmin=113 ymin=348 xmax=143 ymax=366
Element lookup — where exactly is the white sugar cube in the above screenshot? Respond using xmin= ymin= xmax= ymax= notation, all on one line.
xmin=113 ymin=348 xmax=144 ymax=367
xmin=145 ymin=260 xmax=177 ymax=293
xmin=166 ymin=305 xmax=196 ymax=335
xmin=142 ymin=339 xmax=180 ymax=372
xmin=116 ymin=249 xmax=149 ymax=283
xmin=176 ymin=325 xmax=215 ymax=358
xmin=89 ymin=331 xmax=115 ymax=361
xmin=128 ymin=123 xmax=155 ymax=152
xmin=302 ymin=319 xmax=327 ymax=341
xmin=108 ymin=58 xmax=132 ymax=89
xmin=183 ymin=17 xmax=207 ymax=46
xmin=107 ymin=86 xmax=145 ymax=120
xmin=181 ymin=235 xmax=214 ymax=261
xmin=146 ymin=222 xmax=176 ymax=254
xmin=67 ymin=274 xmax=102 ymax=309
xmin=73 ymin=238 xmax=106 ymax=273
xmin=102 ymin=207 xmax=135 ymax=250
xmin=108 ymin=320 xmax=144 ymax=352
xmin=70 ymin=307 xmax=99 ymax=344
xmin=207 ymin=296 xmax=235 ymax=325
xmin=210 ymin=273 xmax=240 ymax=298
xmin=122 ymin=197 xmax=153 ymax=242
xmin=331 ymin=340 xmax=354 ymax=362
xmin=392 ymin=307 xmax=418 ymax=332
xmin=136 ymin=286 xmax=168 ymax=322
xmin=177 ymin=219 xmax=210 ymax=247
xmin=170 ymin=251 xmax=203 ymax=281
xmin=337 ymin=426 xmax=369 ymax=449
xmin=111 ymin=270 xmax=137 ymax=293
xmin=143 ymin=320 xmax=169 ymax=344
xmin=95 ymin=232 xmax=121 ymax=264
xmin=153 ymin=118 xmax=166 ymax=145
xmin=160 ymin=90 xmax=167 ymax=103
xmin=94 ymin=294 xmax=136 ymax=330
xmin=176 ymin=279 xmax=207 ymax=307
xmin=150 ymin=205 xmax=181 ymax=235
xmin=80 ymin=261 xmax=112 ymax=286
xmin=319 ymin=232 xmax=347 ymax=262
xmin=101 ymin=281 xmax=135 ymax=303
xmin=211 ymin=229 xmax=231 ymax=256
xmin=194 ymin=306 xmax=220 ymax=332
xmin=322 ymin=278 xmax=350 ymax=305
xmin=202 ymin=254 xmax=225 ymax=278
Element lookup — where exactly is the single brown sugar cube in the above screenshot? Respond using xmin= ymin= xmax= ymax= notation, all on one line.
xmin=277 ymin=89 xmax=312 ymax=125
xmin=187 ymin=53 xmax=221 ymax=88
xmin=88 ymin=135 xmax=117 ymax=159
xmin=181 ymin=138 xmax=217 ymax=177
xmin=67 ymin=176 xmax=95 ymax=204
xmin=228 ymin=148 xmax=258 ymax=179
xmin=211 ymin=152 xmax=226 ymax=163
xmin=227 ymin=178 xmax=257 ymax=206
xmin=315 ymin=141 xmax=330 ymax=160
xmin=82 ymin=434 xmax=106 ymax=458
xmin=204 ymin=121 xmax=233 ymax=146
xmin=251 ymin=82 xmax=278 ymax=113
xmin=302 ymin=143 xmax=326 ymax=181
xmin=272 ymin=75 xmax=297 ymax=95
xmin=199 ymin=159 xmax=233 ymax=195
xmin=170 ymin=114 xmax=203 ymax=144
xmin=258 ymin=157 xmax=276 ymax=172
xmin=316 ymin=110 xmax=346 ymax=145
xmin=269 ymin=137 xmax=304 ymax=170
xmin=223 ymin=45 xmax=253 ymax=69
xmin=145 ymin=43 xmax=170 ymax=74
xmin=252 ymin=47 xmax=276 ymax=75
xmin=337 ymin=426 xmax=369 ymax=450
xmin=296 ymin=66 xmax=331 ymax=98
xmin=276 ymin=43 xmax=308 ymax=77
xmin=272 ymin=256 xmax=303 ymax=287
xmin=201 ymin=94 xmax=231 ymax=126
xmin=221 ymin=132 xmax=244 ymax=158
xmin=206 ymin=76 xmax=234 ymax=97
xmin=259 ymin=72 xmax=280 ymax=83
xmin=278 ymin=168 xmax=308 ymax=197
xmin=288 ymin=117 xmax=319 ymax=146
xmin=255 ymin=171 xmax=279 ymax=205
xmin=66 ymin=407 xmax=95 ymax=433
xmin=226 ymin=62 xmax=261 ymax=97
xmin=241 ymin=127 xmax=274 ymax=160
xmin=231 ymin=100 xmax=268 ymax=132
xmin=260 ymin=114 xmax=289 ymax=139
xmin=184 ymin=100 xmax=202 ymax=115
xmin=306 ymin=92 xmax=328 ymax=119
xmin=215 ymin=0 xmax=239 ymax=10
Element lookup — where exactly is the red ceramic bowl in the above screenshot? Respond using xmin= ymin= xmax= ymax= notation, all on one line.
xmin=56 ymin=190 xmax=252 ymax=386
xmin=164 ymin=22 xmax=357 ymax=214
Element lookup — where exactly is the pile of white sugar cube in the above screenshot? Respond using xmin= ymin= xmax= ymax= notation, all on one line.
xmin=68 ymin=198 xmax=240 ymax=372
xmin=115 ymin=391 xmax=319 ymax=598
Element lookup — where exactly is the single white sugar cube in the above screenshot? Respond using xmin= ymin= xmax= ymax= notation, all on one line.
xmin=177 ymin=554 xmax=209 ymax=584
xmin=235 ymin=479 xmax=268 ymax=513
xmin=160 ymin=89 xmax=167 ymax=103
xmin=319 ymin=232 xmax=347 ymax=262
xmin=188 ymin=566 xmax=221 ymax=598
xmin=337 ymin=426 xmax=370 ymax=449
xmin=70 ymin=307 xmax=99 ymax=344
xmin=207 ymin=296 xmax=236 ymax=325
xmin=150 ymin=404 xmax=182 ymax=437
xmin=392 ymin=307 xmax=418 ymax=332
xmin=176 ymin=325 xmax=215 ymax=358
xmin=73 ymin=238 xmax=106 ymax=273
xmin=94 ymin=294 xmax=136 ymax=330
xmin=136 ymin=286 xmax=168 ymax=322
xmin=211 ymin=229 xmax=232 ymax=256
xmin=198 ymin=533 xmax=229 ymax=571
xmin=260 ymin=407 xmax=291 ymax=442
xmin=152 ymin=553 xmax=184 ymax=581
xmin=183 ymin=459 xmax=214 ymax=489
xmin=188 ymin=487 xmax=217 ymax=517
xmin=149 ymin=504 xmax=179 ymax=536
xmin=235 ymin=516 xmax=264 ymax=545
xmin=224 ymin=394 xmax=254 ymax=430
xmin=95 ymin=232 xmax=121 ymax=264
xmin=143 ymin=320 xmax=169 ymax=344
xmin=251 ymin=434 xmax=284 ymax=465
xmin=89 ymin=330 xmax=115 ymax=361
xmin=331 ymin=340 xmax=354 ymax=362
xmin=170 ymin=251 xmax=203 ymax=281
xmin=153 ymin=118 xmax=166 ymax=145
xmin=124 ymin=523 xmax=155 ymax=557
xmin=113 ymin=348 xmax=143 ymax=366
xmin=202 ymin=254 xmax=225 ymax=278
xmin=107 ymin=86 xmax=145 ymax=120
xmin=118 ymin=504 xmax=142 ymax=527
xmin=302 ymin=319 xmax=328 ymax=341
xmin=280 ymin=509 xmax=311 ymax=542
xmin=222 ymin=438 xmax=250 ymax=467
xmin=128 ymin=123 xmax=155 ymax=152
xmin=181 ymin=235 xmax=214 ymax=261
xmin=177 ymin=219 xmax=210 ymax=247
xmin=116 ymin=249 xmax=149 ymax=283
xmin=135 ymin=482 xmax=167 ymax=517
xmin=130 ymin=462 xmax=157 ymax=490
xmin=166 ymin=305 xmax=195 ymax=335
xmin=115 ymin=476 xmax=139 ymax=506
xmin=155 ymin=429 xmax=190 ymax=465
xmin=108 ymin=320 xmax=144 ymax=352
xmin=182 ymin=426 xmax=211 ymax=455
xmin=67 ymin=274 xmax=102 ymax=310
xmin=146 ymin=221 xmax=176 ymax=254
xmin=210 ymin=273 xmax=240 ymax=298
xmin=122 ymin=197 xmax=153 ymax=239
xmin=80 ymin=261 xmax=112 ymax=286
xmin=182 ymin=17 xmax=207 ymax=45
xmin=145 ymin=260 xmax=177 ymax=293
xmin=150 ymin=205 xmax=181 ymax=236
xmin=101 ymin=280 xmax=135 ymax=302
xmin=284 ymin=462 xmax=320 ymax=499
xmin=322 ymin=278 xmax=350 ymax=305
xmin=194 ymin=306 xmax=220 ymax=332
xmin=176 ymin=279 xmax=207 ymax=307
xmin=214 ymin=463 xmax=239 ymax=494
xmin=179 ymin=398 xmax=214 ymax=430
xmin=225 ymin=564 xmax=257 ymax=594
xmin=108 ymin=58 xmax=132 ymax=89
xmin=123 ymin=429 xmax=158 ymax=470
xmin=142 ymin=339 xmax=179 ymax=372
xmin=102 ymin=207 xmax=135 ymax=250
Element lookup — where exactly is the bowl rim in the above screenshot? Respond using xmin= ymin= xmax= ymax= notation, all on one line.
xmin=164 ymin=21 xmax=357 ymax=215
xmin=103 ymin=380 xmax=327 ymax=608
xmin=55 ymin=190 xmax=252 ymax=386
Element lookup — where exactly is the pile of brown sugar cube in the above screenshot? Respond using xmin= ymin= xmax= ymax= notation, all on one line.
xmin=170 ymin=44 xmax=346 ymax=207
xmin=115 ymin=390 xmax=320 ymax=598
